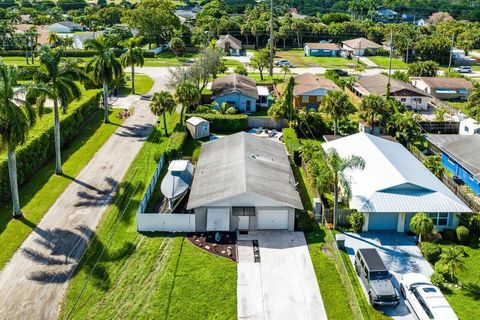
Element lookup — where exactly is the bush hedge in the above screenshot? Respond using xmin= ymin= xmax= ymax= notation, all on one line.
xmin=0 ymin=89 xmax=101 ymax=202
xmin=165 ymin=124 xmax=188 ymax=160
xmin=441 ymin=228 xmax=456 ymax=242
xmin=430 ymin=271 xmax=446 ymax=288
xmin=347 ymin=211 xmax=365 ymax=232
xmin=283 ymin=128 xmax=301 ymax=165
xmin=185 ymin=113 xmax=248 ymax=133
xmin=456 ymin=226 xmax=470 ymax=244
xmin=421 ymin=242 xmax=442 ymax=264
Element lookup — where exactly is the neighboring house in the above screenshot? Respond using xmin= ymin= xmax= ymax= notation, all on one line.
xmin=72 ymin=31 xmax=103 ymax=49
xmin=322 ymin=133 xmax=471 ymax=232
xmin=416 ymin=18 xmax=427 ymax=26
xmin=427 ymin=134 xmax=480 ymax=195
xmin=376 ymin=8 xmax=398 ymax=21
xmin=411 ymin=77 xmax=473 ymax=101
xmin=48 ymin=21 xmax=84 ymax=33
xmin=186 ymin=131 xmax=303 ymax=231
xmin=304 ymin=42 xmax=341 ymax=57
xmin=211 ymin=73 xmax=260 ymax=113
xmin=288 ymin=7 xmax=307 ymax=19
xmin=351 ymin=74 xmax=431 ymax=110
xmin=342 ymin=37 xmax=382 ymax=56
xmin=459 ymin=118 xmax=480 ymax=135
xmin=15 ymin=24 xmax=50 ymax=45
xmin=292 ymin=73 xmax=339 ymax=109
xmin=174 ymin=9 xmax=197 ymax=24
xmin=216 ymin=34 xmax=242 ymax=56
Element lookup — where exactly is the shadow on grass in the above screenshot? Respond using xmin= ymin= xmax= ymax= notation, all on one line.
xmin=463 ymin=282 xmax=480 ymax=300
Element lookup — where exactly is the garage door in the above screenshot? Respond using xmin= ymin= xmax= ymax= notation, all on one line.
xmin=207 ymin=208 xmax=230 ymax=231
xmin=257 ymin=209 xmax=289 ymax=230
xmin=369 ymin=213 xmax=398 ymax=231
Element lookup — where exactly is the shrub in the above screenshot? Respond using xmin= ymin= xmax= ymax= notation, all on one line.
xmin=0 ymin=89 xmax=101 ymax=202
xmin=430 ymin=271 xmax=446 ymax=288
xmin=347 ymin=211 xmax=364 ymax=232
xmin=165 ymin=124 xmax=188 ymax=160
xmin=283 ymin=128 xmax=301 ymax=165
xmin=469 ymin=213 xmax=480 ymax=234
xmin=185 ymin=113 xmax=248 ymax=133
xmin=456 ymin=226 xmax=470 ymax=244
xmin=234 ymin=65 xmax=248 ymax=76
xmin=441 ymin=228 xmax=456 ymax=242
xmin=421 ymin=242 xmax=442 ymax=264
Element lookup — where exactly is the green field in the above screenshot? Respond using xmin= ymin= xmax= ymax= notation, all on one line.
xmin=275 ymin=48 xmax=362 ymax=68
xmin=120 ymin=74 xmax=154 ymax=95
xmin=368 ymin=56 xmax=408 ymax=69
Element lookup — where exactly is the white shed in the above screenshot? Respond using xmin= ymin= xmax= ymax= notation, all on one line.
xmin=186 ymin=117 xmax=209 ymax=139
xmin=459 ymin=118 xmax=480 ymax=135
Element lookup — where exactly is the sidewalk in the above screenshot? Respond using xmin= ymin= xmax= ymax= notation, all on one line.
xmin=358 ymin=56 xmax=379 ymax=67
xmin=0 ymin=99 xmax=157 ymax=320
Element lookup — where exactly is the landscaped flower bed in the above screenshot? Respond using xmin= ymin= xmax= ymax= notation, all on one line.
xmin=187 ymin=232 xmax=237 ymax=262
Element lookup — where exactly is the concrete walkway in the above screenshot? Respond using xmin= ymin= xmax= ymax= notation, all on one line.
xmin=0 ymin=97 xmax=157 ymax=319
xmin=358 ymin=56 xmax=379 ymax=67
xmin=237 ymin=231 xmax=327 ymax=320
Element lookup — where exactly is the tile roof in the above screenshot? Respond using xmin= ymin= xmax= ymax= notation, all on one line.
xmin=293 ymin=73 xmax=339 ymax=96
xmin=355 ymin=74 xmax=429 ymax=97
xmin=211 ymin=73 xmax=259 ymax=99
xmin=216 ymin=34 xmax=242 ymax=50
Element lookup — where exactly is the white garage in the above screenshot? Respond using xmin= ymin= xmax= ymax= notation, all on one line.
xmin=206 ymin=208 xmax=230 ymax=231
xmin=257 ymin=209 xmax=289 ymax=230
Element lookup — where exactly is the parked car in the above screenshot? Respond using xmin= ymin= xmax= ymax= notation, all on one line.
xmin=354 ymin=248 xmax=400 ymax=307
xmin=453 ymin=175 xmax=464 ymax=185
xmin=332 ymin=68 xmax=348 ymax=76
xmin=454 ymin=66 xmax=472 ymax=73
xmin=274 ymin=59 xmax=294 ymax=67
xmin=400 ymin=273 xmax=458 ymax=320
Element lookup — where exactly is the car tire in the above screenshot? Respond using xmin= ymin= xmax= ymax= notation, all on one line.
xmin=368 ymin=292 xmax=376 ymax=307
xmin=400 ymin=285 xmax=406 ymax=298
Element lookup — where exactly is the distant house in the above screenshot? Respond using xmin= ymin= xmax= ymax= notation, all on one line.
xmin=288 ymin=7 xmax=307 ymax=19
xmin=72 ymin=31 xmax=103 ymax=49
xmin=376 ymin=8 xmax=398 ymax=21
xmin=211 ymin=73 xmax=260 ymax=113
xmin=186 ymin=132 xmax=303 ymax=231
xmin=304 ymin=42 xmax=341 ymax=57
xmin=48 ymin=21 xmax=84 ymax=33
xmin=459 ymin=118 xmax=480 ymax=135
xmin=427 ymin=134 xmax=480 ymax=195
xmin=15 ymin=24 xmax=50 ymax=45
xmin=351 ymin=74 xmax=431 ymax=110
xmin=342 ymin=37 xmax=382 ymax=56
xmin=411 ymin=77 xmax=473 ymax=101
xmin=216 ymin=34 xmax=242 ymax=56
xmin=292 ymin=73 xmax=339 ymax=109
xmin=322 ymin=133 xmax=471 ymax=232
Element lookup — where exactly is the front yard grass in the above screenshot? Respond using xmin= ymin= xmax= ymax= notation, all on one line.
xmin=368 ymin=56 xmax=408 ymax=69
xmin=60 ymin=111 xmax=237 ymax=319
xmin=0 ymin=110 xmax=124 ymax=269
xmin=275 ymin=48 xmax=362 ymax=68
xmin=143 ymin=51 xmax=199 ymax=67
xmin=121 ymin=74 xmax=154 ymax=95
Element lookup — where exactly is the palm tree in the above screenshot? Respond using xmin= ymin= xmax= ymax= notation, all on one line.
xmin=31 ymin=47 xmax=83 ymax=175
xmin=85 ymin=35 xmax=123 ymax=123
xmin=409 ymin=212 xmax=434 ymax=243
xmin=305 ymin=145 xmax=365 ymax=228
xmin=150 ymin=91 xmax=176 ymax=136
xmin=0 ymin=63 xmax=37 ymax=217
xmin=48 ymin=32 xmax=62 ymax=47
xmin=386 ymin=111 xmax=421 ymax=147
xmin=319 ymin=90 xmax=355 ymax=135
xmin=280 ymin=64 xmax=291 ymax=80
xmin=358 ymin=94 xmax=386 ymax=129
xmin=439 ymin=246 xmax=466 ymax=281
xmin=120 ymin=37 xmax=144 ymax=95
xmin=423 ymin=156 xmax=444 ymax=178
xmin=214 ymin=102 xmax=236 ymax=115
xmin=174 ymin=80 xmax=200 ymax=123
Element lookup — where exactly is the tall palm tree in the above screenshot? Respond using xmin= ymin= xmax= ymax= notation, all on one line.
xmin=174 ymin=80 xmax=200 ymax=124
xmin=386 ymin=111 xmax=421 ymax=147
xmin=280 ymin=64 xmax=291 ymax=80
xmin=409 ymin=212 xmax=434 ymax=243
xmin=439 ymin=246 xmax=466 ymax=281
xmin=150 ymin=91 xmax=176 ymax=136
xmin=120 ymin=37 xmax=144 ymax=95
xmin=423 ymin=156 xmax=444 ymax=178
xmin=85 ymin=35 xmax=123 ymax=123
xmin=304 ymin=144 xmax=365 ymax=228
xmin=31 ymin=47 xmax=83 ymax=175
xmin=319 ymin=90 xmax=355 ymax=135
xmin=0 ymin=63 xmax=37 ymax=217
xmin=48 ymin=32 xmax=62 ymax=47
xmin=358 ymin=94 xmax=386 ymax=129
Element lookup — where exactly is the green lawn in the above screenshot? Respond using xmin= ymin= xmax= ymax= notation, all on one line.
xmin=0 ymin=55 xmax=39 ymax=66
xmin=143 ymin=51 xmax=199 ymax=67
xmin=223 ymin=58 xmax=243 ymax=68
xmin=0 ymin=110 xmax=123 ymax=269
xmin=448 ymin=101 xmax=469 ymax=115
xmin=368 ymin=56 xmax=408 ymax=69
xmin=121 ymin=74 xmax=154 ymax=95
xmin=275 ymin=48 xmax=362 ymax=68
xmin=60 ymin=112 xmax=237 ymax=319
xmin=438 ymin=243 xmax=480 ymax=319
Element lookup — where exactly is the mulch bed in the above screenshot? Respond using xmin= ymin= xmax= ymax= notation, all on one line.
xmin=186 ymin=232 xmax=237 ymax=262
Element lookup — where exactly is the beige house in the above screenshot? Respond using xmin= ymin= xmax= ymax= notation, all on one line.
xmin=411 ymin=77 xmax=473 ymax=101
xmin=342 ymin=37 xmax=382 ymax=56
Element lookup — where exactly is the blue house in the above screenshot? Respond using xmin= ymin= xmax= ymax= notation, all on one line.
xmin=427 ymin=135 xmax=480 ymax=195
xmin=304 ymin=42 xmax=340 ymax=57
xmin=211 ymin=73 xmax=259 ymax=113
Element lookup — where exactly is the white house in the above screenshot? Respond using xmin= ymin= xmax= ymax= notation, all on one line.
xmin=322 ymin=133 xmax=472 ymax=232
xmin=72 ymin=31 xmax=103 ymax=49
xmin=459 ymin=118 xmax=480 ymax=135
xmin=187 ymin=132 xmax=303 ymax=231
xmin=342 ymin=37 xmax=382 ymax=56
xmin=48 ymin=21 xmax=84 ymax=33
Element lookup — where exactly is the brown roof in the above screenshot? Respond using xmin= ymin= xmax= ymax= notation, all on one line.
xmin=415 ymin=77 xmax=473 ymax=90
xmin=212 ymin=73 xmax=259 ymax=99
xmin=342 ymin=37 xmax=382 ymax=49
xmin=216 ymin=34 xmax=242 ymax=50
xmin=305 ymin=42 xmax=340 ymax=50
xmin=293 ymin=73 xmax=339 ymax=96
xmin=15 ymin=24 xmax=50 ymax=45
xmin=355 ymin=74 xmax=429 ymax=97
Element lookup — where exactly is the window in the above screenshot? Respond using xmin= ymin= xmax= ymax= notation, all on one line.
xmin=401 ymin=98 xmax=406 ymax=102
xmin=232 ymin=207 xmax=255 ymax=216
xmin=246 ymin=100 xmax=251 ymax=112
xmin=429 ymin=213 xmax=449 ymax=227
xmin=465 ymin=126 xmax=469 ymax=133
xmin=302 ymin=96 xmax=309 ymax=103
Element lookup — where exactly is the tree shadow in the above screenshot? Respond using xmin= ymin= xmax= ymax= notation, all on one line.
xmin=74 ymin=177 xmax=117 ymax=207
xmin=115 ymin=124 xmax=152 ymax=138
xmin=463 ymin=282 xmax=480 ymax=300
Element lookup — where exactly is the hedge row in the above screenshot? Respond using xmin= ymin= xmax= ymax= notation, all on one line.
xmin=165 ymin=124 xmax=188 ymax=160
xmin=283 ymin=128 xmax=302 ymax=165
xmin=0 ymin=89 xmax=101 ymax=202
xmin=185 ymin=113 xmax=248 ymax=133
xmin=0 ymin=49 xmax=155 ymax=58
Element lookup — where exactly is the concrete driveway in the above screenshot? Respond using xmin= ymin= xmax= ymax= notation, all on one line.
xmin=343 ymin=232 xmax=434 ymax=320
xmin=237 ymin=231 xmax=327 ymax=320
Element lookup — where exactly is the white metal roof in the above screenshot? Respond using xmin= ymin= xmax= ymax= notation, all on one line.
xmin=322 ymin=133 xmax=472 ymax=213
xmin=186 ymin=116 xmax=208 ymax=126
xmin=257 ymin=86 xmax=269 ymax=97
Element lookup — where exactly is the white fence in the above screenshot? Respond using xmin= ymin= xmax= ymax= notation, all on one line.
xmin=136 ymin=154 xmax=196 ymax=232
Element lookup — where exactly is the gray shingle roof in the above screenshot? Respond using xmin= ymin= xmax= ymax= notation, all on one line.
xmin=211 ymin=73 xmax=259 ymax=99
xmin=216 ymin=34 xmax=242 ymax=50
xmin=342 ymin=37 xmax=382 ymax=49
xmin=356 ymin=74 xmax=429 ymax=97
xmin=186 ymin=132 xmax=303 ymax=209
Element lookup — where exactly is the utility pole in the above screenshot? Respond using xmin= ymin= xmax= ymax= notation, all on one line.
xmin=448 ymin=33 xmax=455 ymax=72
xmin=269 ymin=0 xmax=274 ymax=77
xmin=386 ymin=31 xmax=393 ymax=99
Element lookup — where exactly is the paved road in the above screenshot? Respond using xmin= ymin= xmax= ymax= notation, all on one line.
xmin=237 ymin=231 xmax=327 ymax=320
xmin=0 ymin=90 xmax=159 ymax=319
